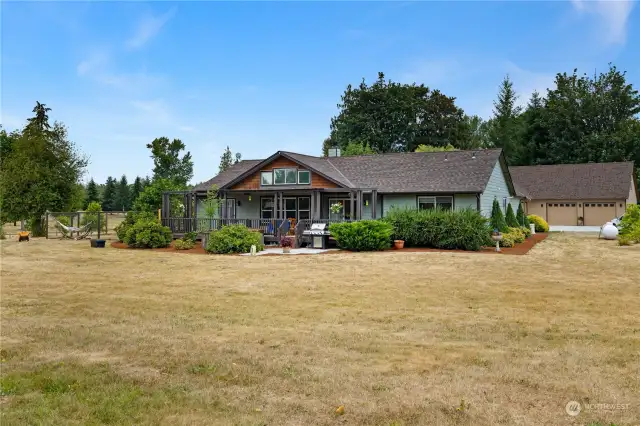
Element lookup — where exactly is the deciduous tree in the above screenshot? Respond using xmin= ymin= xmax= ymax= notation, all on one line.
xmin=147 ymin=137 xmax=193 ymax=186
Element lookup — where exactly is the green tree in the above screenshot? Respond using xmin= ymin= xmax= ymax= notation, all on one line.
xmin=342 ymin=142 xmax=376 ymax=156
xmin=102 ymin=177 xmax=117 ymax=211
xmin=516 ymin=203 xmax=529 ymax=227
xmin=330 ymin=72 xmax=466 ymax=154
xmin=517 ymin=91 xmax=546 ymax=166
xmin=414 ymin=144 xmax=458 ymax=153
xmin=115 ymin=175 xmax=130 ymax=211
xmin=85 ymin=178 xmax=100 ymax=209
xmin=0 ymin=103 xmax=87 ymax=235
xmin=505 ymin=203 xmax=518 ymax=227
xmin=0 ymin=127 xmax=19 ymax=169
xmin=133 ymin=178 xmax=185 ymax=213
xmin=130 ymin=176 xmax=144 ymax=207
xmin=146 ymin=137 xmax=193 ymax=185
xmin=490 ymin=198 xmax=508 ymax=232
xmin=488 ymin=75 xmax=523 ymax=163
xmin=462 ymin=115 xmax=491 ymax=150
xmin=219 ymin=146 xmax=234 ymax=173
xmin=321 ymin=137 xmax=334 ymax=157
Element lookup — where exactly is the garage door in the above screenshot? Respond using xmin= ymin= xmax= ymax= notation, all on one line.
xmin=584 ymin=202 xmax=616 ymax=226
xmin=547 ymin=203 xmax=577 ymax=225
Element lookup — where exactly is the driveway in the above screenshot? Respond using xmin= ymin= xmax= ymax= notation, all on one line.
xmin=549 ymin=225 xmax=601 ymax=232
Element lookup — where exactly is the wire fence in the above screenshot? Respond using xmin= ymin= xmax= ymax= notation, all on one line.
xmin=45 ymin=211 xmax=134 ymax=240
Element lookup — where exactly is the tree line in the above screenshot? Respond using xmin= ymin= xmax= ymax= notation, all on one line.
xmin=324 ymin=65 xmax=640 ymax=188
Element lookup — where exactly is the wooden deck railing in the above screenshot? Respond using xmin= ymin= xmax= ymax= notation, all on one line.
xmin=162 ymin=217 xmax=354 ymax=235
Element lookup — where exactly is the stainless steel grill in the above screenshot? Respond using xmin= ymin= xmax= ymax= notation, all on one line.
xmin=303 ymin=223 xmax=330 ymax=248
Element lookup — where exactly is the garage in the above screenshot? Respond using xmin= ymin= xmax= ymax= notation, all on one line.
xmin=584 ymin=202 xmax=616 ymax=226
xmin=547 ymin=202 xmax=577 ymax=226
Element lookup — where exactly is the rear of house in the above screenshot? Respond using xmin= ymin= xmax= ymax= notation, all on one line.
xmin=510 ymin=162 xmax=638 ymax=226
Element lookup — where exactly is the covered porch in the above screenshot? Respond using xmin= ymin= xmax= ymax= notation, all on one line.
xmin=161 ymin=188 xmax=378 ymax=238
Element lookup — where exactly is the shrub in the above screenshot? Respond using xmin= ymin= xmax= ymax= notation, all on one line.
xmin=383 ymin=208 xmax=492 ymax=251
xmin=516 ymin=203 xmax=529 ymax=227
xmin=507 ymin=227 xmax=525 ymax=244
xmin=115 ymin=211 xmax=157 ymax=242
xmin=499 ymin=233 xmax=515 ymax=248
xmin=528 ymin=214 xmax=549 ymax=233
xmin=184 ymin=231 xmax=198 ymax=244
xmin=619 ymin=204 xmax=640 ymax=237
xmin=0 ymin=225 xmax=5 ymax=240
xmin=280 ymin=236 xmax=293 ymax=247
xmin=329 ymin=220 xmax=392 ymax=251
xmin=174 ymin=238 xmax=195 ymax=250
xmin=206 ymin=224 xmax=264 ymax=254
xmin=81 ymin=201 xmax=107 ymax=234
xmin=505 ymin=204 xmax=518 ymax=227
xmin=55 ymin=215 xmax=71 ymax=237
xmin=123 ymin=219 xmax=172 ymax=248
xmin=490 ymin=198 xmax=508 ymax=232
xmin=521 ymin=226 xmax=532 ymax=238
xmin=618 ymin=235 xmax=633 ymax=246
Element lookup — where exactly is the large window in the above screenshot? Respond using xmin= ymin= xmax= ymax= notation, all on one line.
xmin=261 ymin=169 xmax=311 ymax=185
xmin=261 ymin=197 xmax=274 ymax=219
xmin=225 ymin=198 xmax=237 ymax=218
xmin=298 ymin=197 xmax=310 ymax=220
xmin=418 ymin=196 xmax=453 ymax=211
xmin=284 ymin=198 xmax=297 ymax=219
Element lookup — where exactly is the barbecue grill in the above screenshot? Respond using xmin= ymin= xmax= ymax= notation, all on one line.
xmin=303 ymin=223 xmax=331 ymax=249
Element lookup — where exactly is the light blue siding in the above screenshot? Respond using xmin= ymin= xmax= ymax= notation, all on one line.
xmin=362 ymin=194 xmax=383 ymax=219
xmin=382 ymin=194 xmax=416 ymax=216
xmin=479 ymin=160 xmax=521 ymax=217
xmin=454 ymin=194 xmax=477 ymax=211
xmin=196 ymin=193 xmax=260 ymax=219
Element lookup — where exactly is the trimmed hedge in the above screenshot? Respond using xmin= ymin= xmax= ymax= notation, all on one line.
xmin=123 ymin=219 xmax=172 ymax=248
xmin=528 ymin=214 xmax=549 ymax=233
xmin=490 ymin=198 xmax=508 ymax=232
xmin=383 ymin=208 xmax=492 ymax=251
xmin=206 ymin=224 xmax=264 ymax=254
xmin=505 ymin=204 xmax=518 ymax=227
xmin=328 ymin=220 xmax=392 ymax=251
xmin=115 ymin=211 xmax=158 ymax=242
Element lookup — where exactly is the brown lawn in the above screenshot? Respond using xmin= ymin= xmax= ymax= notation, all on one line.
xmin=0 ymin=233 xmax=638 ymax=425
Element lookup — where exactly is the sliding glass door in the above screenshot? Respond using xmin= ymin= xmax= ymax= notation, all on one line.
xmin=260 ymin=196 xmax=311 ymax=220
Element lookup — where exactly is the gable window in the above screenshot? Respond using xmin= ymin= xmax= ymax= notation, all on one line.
xmin=261 ymin=171 xmax=273 ymax=185
xmin=418 ymin=196 xmax=453 ymax=211
xmin=273 ymin=168 xmax=298 ymax=185
xmin=298 ymin=170 xmax=310 ymax=185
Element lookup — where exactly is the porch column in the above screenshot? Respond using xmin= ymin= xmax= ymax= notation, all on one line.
xmin=310 ymin=190 xmax=315 ymax=220
xmin=221 ymin=191 xmax=227 ymax=219
xmin=316 ymin=191 xmax=322 ymax=219
xmin=371 ymin=190 xmax=377 ymax=219
xmin=349 ymin=191 xmax=355 ymax=220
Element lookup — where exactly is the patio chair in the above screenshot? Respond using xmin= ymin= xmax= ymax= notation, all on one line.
xmin=277 ymin=219 xmax=290 ymax=240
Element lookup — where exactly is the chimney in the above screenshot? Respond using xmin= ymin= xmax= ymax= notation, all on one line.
xmin=328 ymin=147 xmax=341 ymax=157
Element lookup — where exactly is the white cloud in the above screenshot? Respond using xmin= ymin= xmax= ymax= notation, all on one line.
xmin=125 ymin=7 xmax=177 ymax=49
xmin=571 ymin=0 xmax=635 ymax=44
xmin=76 ymin=51 xmax=109 ymax=76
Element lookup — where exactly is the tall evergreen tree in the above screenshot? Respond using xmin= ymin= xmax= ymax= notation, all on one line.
xmin=115 ymin=175 xmax=130 ymax=211
xmin=488 ymin=75 xmax=523 ymax=163
xmin=517 ymin=91 xmax=546 ymax=165
xmin=130 ymin=176 xmax=144 ymax=207
xmin=84 ymin=178 xmax=100 ymax=209
xmin=219 ymin=146 xmax=234 ymax=173
xmin=490 ymin=198 xmax=508 ymax=232
xmin=102 ymin=176 xmax=117 ymax=211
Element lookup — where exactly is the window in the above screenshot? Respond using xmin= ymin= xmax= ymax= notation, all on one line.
xmin=225 ymin=199 xmax=236 ymax=219
xmin=298 ymin=170 xmax=310 ymax=185
xmin=273 ymin=168 xmax=298 ymax=185
xmin=261 ymin=197 xmax=274 ymax=219
xmin=284 ymin=198 xmax=297 ymax=219
xmin=298 ymin=197 xmax=310 ymax=220
xmin=274 ymin=169 xmax=286 ymax=184
xmin=286 ymin=169 xmax=297 ymax=184
xmin=418 ymin=196 xmax=453 ymax=211
xmin=261 ymin=171 xmax=273 ymax=185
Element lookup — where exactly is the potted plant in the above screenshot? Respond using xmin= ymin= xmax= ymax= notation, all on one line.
xmin=394 ymin=239 xmax=405 ymax=249
xmin=577 ymin=216 xmax=584 ymax=226
xmin=280 ymin=236 xmax=293 ymax=253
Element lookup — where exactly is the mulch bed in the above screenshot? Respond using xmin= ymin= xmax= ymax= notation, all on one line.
xmin=110 ymin=233 xmax=548 ymax=256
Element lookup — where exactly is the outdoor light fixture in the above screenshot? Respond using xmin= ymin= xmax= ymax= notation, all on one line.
xmin=248 ymin=195 xmax=252 ymax=201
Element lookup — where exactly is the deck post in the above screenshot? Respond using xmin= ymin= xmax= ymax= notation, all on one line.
xmin=349 ymin=191 xmax=355 ymax=221
xmin=371 ymin=190 xmax=377 ymax=219
xmin=310 ymin=190 xmax=315 ymax=221
xmin=221 ymin=191 xmax=226 ymax=219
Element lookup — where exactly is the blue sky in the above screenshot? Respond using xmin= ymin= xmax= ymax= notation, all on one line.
xmin=1 ymin=0 xmax=638 ymax=184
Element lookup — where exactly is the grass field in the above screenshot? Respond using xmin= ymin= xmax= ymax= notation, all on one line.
xmin=1 ymin=234 xmax=638 ymax=425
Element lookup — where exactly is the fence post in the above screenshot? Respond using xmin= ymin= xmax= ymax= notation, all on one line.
xmin=105 ymin=213 xmax=108 ymax=234
xmin=97 ymin=211 xmax=101 ymax=240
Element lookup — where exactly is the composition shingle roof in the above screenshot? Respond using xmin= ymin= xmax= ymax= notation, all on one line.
xmin=194 ymin=149 xmax=508 ymax=194
xmin=509 ymin=162 xmax=635 ymax=200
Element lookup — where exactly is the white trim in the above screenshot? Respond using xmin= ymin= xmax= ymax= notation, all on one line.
xmin=417 ymin=196 xmax=453 ymax=210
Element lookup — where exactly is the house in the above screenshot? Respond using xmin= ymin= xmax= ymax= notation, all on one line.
xmin=162 ymin=149 xmax=520 ymax=236
xmin=510 ymin=162 xmax=638 ymax=226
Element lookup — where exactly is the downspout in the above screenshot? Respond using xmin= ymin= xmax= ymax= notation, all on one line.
xmin=476 ymin=193 xmax=481 ymax=213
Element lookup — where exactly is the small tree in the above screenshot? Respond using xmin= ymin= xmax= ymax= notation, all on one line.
xmin=81 ymin=201 xmax=106 ymax=233
xmin=342 ymin=142 xmax=375 ymax=156
xmin=516 ymin=203 xmax=529 ymax=227
xmin=132 ymin=178 xmax=185 ymax=213
xmin=490 ymin=198 xmax=508 ymax=232
xmin=85 ymin=178 xmax=100 ymax=209
xmin=202 ymin=185 xmax=221 ymax=231
xmin=219 ymin=146 xmax=234 ymax=173
xmin=505 ymin=203 xmax=518 ymax=227
xmin=115 ymin=175 xmax=130 ymax=211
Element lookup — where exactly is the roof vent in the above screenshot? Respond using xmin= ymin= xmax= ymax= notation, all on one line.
xmin=328 ymin=147 xmax=341 ymax=157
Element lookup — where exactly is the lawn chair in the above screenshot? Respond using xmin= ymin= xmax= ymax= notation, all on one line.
xmin=277 ymin=219 xmax=290 ymax=241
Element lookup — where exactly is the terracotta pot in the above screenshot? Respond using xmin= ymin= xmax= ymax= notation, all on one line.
xmin=394 ymin=240 xmax=405 ymax=249
xmin=282 ymin=247 xmax=291 ymax=254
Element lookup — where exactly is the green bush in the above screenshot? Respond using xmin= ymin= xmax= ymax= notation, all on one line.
xmin=81 ymin=201 xmax=106 ymax=233
xmin=527 ymin=214 xmax=549 ymax=233
xmin=55 ymin=215 xmax=71 ymax=237
xmin=490 ymin=198 xmax=508 ymax=232
xmin=206 ymin=224 xmax=264 ymax=254
xmin=184 ymin=231 xmax=198 ymax=244
xmin=328 ymin=220 xmax=392 ymax=251
xmin=505 ymin=204 xmax=518 ymax=227
xmin=521 ymin=226 xmax=532 ymax=238
xmin=507 ymin=227 xmax=525 ymax=244
xmin=174 ymin=238 xmax=195 ymax=250
xmin=383 ymin=208 xmax=492 ymax=251
xmin=123 ymin=219 xmax=172 ymax=248
xmin=516 ymin=203 xmax=529 ymax=227
xmin=115 ymin=211 xmax=158 ymax=242
xmin=499 ymin=233 xmax=515 ymax=248
xmin=0 ymin=225 xmax=5 ymax=240
xmin=618 ymin=235 xmax=633 ymax=246
xmin=619 ymin=204 xmax=640 ymax=238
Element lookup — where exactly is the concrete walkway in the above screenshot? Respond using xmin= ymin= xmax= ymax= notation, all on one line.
xmin=241 ymin=247 xmax=339 ymax=256
xmin=549 ymin=226 xmax=601 ymax=232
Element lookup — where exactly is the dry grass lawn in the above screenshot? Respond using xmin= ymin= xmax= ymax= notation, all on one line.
xmin=1 ymin=234 xmax=639 ymax=425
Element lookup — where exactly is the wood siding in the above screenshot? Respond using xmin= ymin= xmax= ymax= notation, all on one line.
xmin=231 ymin=156 xmax=339 ymax=190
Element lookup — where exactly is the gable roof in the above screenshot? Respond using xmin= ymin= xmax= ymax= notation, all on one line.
xmin=193 ymin=149 xmax=509 ymax=194
xmin=509 ymin=162 xmax=635 ymax=200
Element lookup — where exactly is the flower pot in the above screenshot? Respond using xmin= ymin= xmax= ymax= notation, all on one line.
xmin=394 ymin=240 xmax=405 ymax=249
xmin=282 ymin=247 xmax=291 ymax=254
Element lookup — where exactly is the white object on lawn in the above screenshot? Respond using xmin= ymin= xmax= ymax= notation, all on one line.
xmin=250 ymin=245 xmax=257 ymax=255
xmin=530 ymin=223 xmax=536 ymax=235
xmin=601 ymin=222 xmax=619 ymax=240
